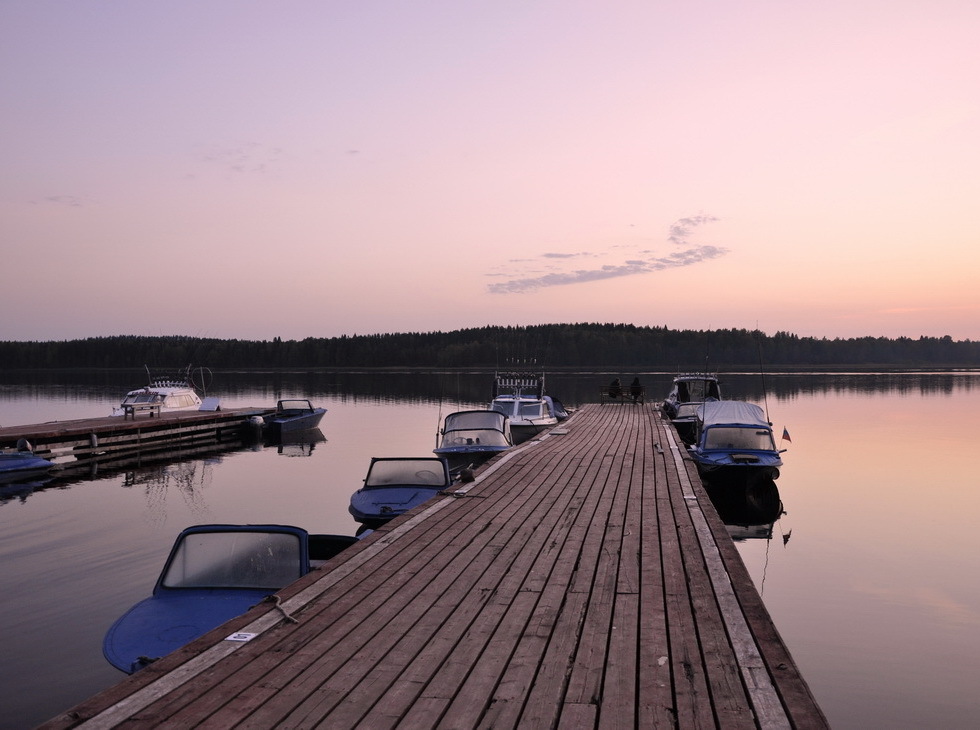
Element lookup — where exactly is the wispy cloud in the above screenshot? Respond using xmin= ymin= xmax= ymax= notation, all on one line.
xmin=33 ymin=195 xmax=86 ymax=207
xmin=196 ymin=142 xmax=284 ymax=176
xmin=487 ymin=215 xmax=726 ymax=294
xmin=668 ymin=214 xmax=719 ymax=245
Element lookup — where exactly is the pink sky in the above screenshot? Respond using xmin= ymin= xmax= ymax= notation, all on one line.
xmin=2 ymin=1 xmax=978 ymax=342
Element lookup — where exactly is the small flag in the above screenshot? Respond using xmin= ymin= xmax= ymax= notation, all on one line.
xmin=781 ymin=427 xmax=791 ymax=442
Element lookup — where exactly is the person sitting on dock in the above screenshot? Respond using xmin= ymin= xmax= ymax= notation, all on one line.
xmin=629 ymin=377 xmax=644 ymax=403
xmin=608 ymin=378 xmax=623 ymax=400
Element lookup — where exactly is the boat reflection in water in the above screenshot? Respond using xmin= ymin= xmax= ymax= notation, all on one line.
xmin=272 ymin=427 xmax=326 ymax=457
xmin=702 ymin=475 xmax=784 ymax=541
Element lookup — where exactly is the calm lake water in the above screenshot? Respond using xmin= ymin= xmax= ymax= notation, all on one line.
xmin=1 ymin=369 xmax=979 ymax=729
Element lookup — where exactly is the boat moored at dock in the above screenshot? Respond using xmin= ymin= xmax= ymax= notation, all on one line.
xmin=689 ymin=400 xmax=784 ymax=486
xmin=0 ymin=449 xmax=53 ymax=483
xmin=433 ymin=409 xmax=512 ymax=472
xmin=348 ymin=456 xmax=454 ymax=528
xmin=662 ymin=372 xmax=721 ymax=444
xmin=102 ymin=524 xmax=358 ymax=674
xmin=489 ymin=372 xmax=567 ymax=442
xmin=111 ymin=365 xmax=212 ymax=417
xmin=263 ymin=399 xmax=326 ymax=436
xmin=661 ymin=372 xmax=722 ymax=419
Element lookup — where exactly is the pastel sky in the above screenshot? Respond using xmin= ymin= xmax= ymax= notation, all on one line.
xmin=3 ymin=1 xmax=978 ymax=343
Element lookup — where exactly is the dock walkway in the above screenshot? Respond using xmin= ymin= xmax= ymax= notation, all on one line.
xmin=0 ymin=408 xmax=271 ymax=471
xmin=43 ymin=403 xmax=827 ymax=729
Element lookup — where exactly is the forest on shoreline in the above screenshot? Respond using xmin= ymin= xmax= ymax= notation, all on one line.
xmin=1 ymin=324 xmax=977 ymax=371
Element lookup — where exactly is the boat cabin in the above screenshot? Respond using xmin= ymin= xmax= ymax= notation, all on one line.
xmin=437 ymin=410 xmax=512 ymax=451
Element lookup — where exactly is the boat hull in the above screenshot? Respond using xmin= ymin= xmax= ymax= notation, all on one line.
xmin=0 ymin=452 xmax=54 ymax=482
xmin=348 ymin=486 xmax=446 ymax=526
xmin=690 ymin=452 xmax=782 ymax=487
xmin=265 ymin=409 xmax=326 ymax=435
xmin=103 ymin=588 xmax=271 ymax=673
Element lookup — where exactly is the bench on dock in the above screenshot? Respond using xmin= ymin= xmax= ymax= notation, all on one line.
xmin=122 ymin=403 xmax=162 ymax=420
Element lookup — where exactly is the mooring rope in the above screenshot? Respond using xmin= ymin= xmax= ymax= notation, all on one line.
xmin=263 ymin=594 xmax=299 ymax=623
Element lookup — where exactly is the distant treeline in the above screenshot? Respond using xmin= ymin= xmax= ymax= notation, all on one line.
xmin=1 ymin=324 xmax=978 ymax=370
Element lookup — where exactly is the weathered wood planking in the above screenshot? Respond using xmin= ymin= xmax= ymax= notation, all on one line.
xmin=42 ymin=404 xmax=828 ymax=729
xmin=0 ymin=408 xmax=271 ymax=464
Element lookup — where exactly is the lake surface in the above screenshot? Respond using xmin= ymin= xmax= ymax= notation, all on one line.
xmin=2 ymin=369 xmax=979 ymax=729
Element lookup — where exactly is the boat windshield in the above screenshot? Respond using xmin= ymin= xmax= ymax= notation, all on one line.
xmin=444 ymin=412 xmax=506 ymax=431
xmin=277 ymin=400 xmax=313 ymax=413
xmin=365 ymin=460 xmax=449 ymax=488
xmin=674 ymin=403 xmax=700 ymax=419
xmin=490 ymin=401 xmax=512 ymax=416
xmin=704 ymin=427 xmax=775 ymax=452
xmin=441 ymin=429 xmax=510 ymax=448
xmin=164 ymin=393 xmax=200 ymax=408
xmin=677 ymin=378 xmax=720 ymax=402
xmin=518 ymin=401 xmax=545 ymax=418
xmin=160 ymin=531 xmax=304 ymax=590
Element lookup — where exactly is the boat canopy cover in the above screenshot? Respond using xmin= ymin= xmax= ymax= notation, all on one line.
xmin=438 ymin=410 xmax=512 ymax=449
xmin=443 ymin=410 xmax=508 ymax=433
xmin=696 ymin=401 xmax=769 ymax=429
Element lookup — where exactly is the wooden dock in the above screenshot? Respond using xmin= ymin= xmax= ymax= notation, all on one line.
xmin=0 ymin=408 xmax=272 ymax=471
xmin=42 ymin=403 xmax=827 ymax=729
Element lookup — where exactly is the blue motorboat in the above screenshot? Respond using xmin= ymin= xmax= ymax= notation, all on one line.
xmin=263 ymin=399 xmax=327 ymax=436
xmin=349 ymin=456 xmax=453 ymax=528
xmin=0 ymin=450 xmax=54 ymax=483
xmin=688 ymin=400 xmax=784 ymax=486
xmin=434 ymin=410 xmax=512 ymax=472
xmin=102 ymin=524 xmax=358 ymax=674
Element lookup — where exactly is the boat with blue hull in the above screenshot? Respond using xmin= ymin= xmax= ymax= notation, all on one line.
xmin=349 ymin=456 xmax=454 ymax=528
xmin=263 ymin=399 xmax=327 ymax=436
xmin=102 ymin=524 xmax=358 ymax=674
xmin=689 ymin=400 xmax=784 ymax=486
xmin=0 ymin=450 xmax=53 ymax=483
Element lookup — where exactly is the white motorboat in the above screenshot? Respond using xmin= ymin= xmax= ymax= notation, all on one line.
xmin=111 ymin=366 xmax=210 ymax=417
xmin=489 ymin=372 xmax=568 ymax=443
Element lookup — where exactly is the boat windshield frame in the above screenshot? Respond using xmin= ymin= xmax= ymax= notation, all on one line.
xmin=276 ymin=399 xmax=316 ymax=414
xmin=702 ymin=426 xmax=777 ymax=452
xmin=156 ymin=525 xmax=309 ymax=592
xmin=363 ymin=457 xmax=452 ymax=489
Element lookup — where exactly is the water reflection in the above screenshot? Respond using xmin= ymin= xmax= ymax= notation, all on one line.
xmin=0 ymin=437 xmax=249 ymax=509
xmin=703 ymin=476 xmax=784 ymax=541
xmin=0 ymin=477 xmax=50 ymax=505
xmin=120 ymin=458 xmax=218 ymax=525
xmin=272 ymin=427 xmax=326 ymax=457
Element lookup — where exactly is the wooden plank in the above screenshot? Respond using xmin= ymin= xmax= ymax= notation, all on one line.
xmin=657 ymin=412 xmax=716 ymax=728
xmin=636 ymin=413 xmax=675 ymax=727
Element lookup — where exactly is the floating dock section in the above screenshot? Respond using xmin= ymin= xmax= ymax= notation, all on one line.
xmin=0 ymin=408 xmax=271 ymax=473
xmin=42 ymin=403 xmax=827 ymax=729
